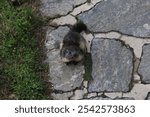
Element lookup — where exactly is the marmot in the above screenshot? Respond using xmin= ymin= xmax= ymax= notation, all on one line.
xmin=60 ymin=22 xmax=87 ymax=65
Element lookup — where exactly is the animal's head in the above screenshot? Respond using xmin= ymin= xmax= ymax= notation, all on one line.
xmin=60 ymin=45 xmax=84 ymax=63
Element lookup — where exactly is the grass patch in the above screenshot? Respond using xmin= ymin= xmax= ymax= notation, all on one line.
xmin=0 ymin=0 xmax=49 ymax=99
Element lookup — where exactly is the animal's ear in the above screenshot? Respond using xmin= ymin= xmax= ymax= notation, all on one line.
xmin=72 ymin=20 xmax=87 ymax=33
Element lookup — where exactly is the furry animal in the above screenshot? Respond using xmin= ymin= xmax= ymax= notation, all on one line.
xmin=60 ymin=22 xmax=87 ymax=64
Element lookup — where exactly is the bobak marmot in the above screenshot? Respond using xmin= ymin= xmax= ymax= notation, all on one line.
xmin=60 ymin=22 xmax=87 ymax=65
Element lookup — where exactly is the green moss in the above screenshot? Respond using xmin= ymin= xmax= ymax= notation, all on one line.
xmin=84 ymin=53 xmax=92 ymax=81
xmin=0 ymin=0 xmax=49 ymax=99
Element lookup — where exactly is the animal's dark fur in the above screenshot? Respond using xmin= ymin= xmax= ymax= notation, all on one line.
xmin=60 ymin=22 xmax=87 ymax=64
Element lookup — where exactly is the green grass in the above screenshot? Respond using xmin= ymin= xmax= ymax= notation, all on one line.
xmin=0 ymin=0 xmax=49 ymax=99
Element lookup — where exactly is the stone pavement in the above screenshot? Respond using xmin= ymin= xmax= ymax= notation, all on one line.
xmin=40 ymin=0 xmax=150 ymax=100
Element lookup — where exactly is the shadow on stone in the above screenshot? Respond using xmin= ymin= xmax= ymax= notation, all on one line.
xmin=84 ymin=53 xmax=92 ymax=81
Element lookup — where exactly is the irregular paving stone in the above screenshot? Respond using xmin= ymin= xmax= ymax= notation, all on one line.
xmin=78 ymin=0 xmax=150 ymax=37
xmin=46 ymin=26 xmax=84 ymax=91
xmin=138 ymin=44 xmax=150 ymax=83
xmin=105 ymin=92 xmax=122 ymax=98
xmin=88 ymin=38 xmax=133 ymax=92
xmin=123 ymin=84 xmax=150 ymax=100
xmin=40 ymin=0 xmax=86 ymax=18
xmin=71 ymin=89 xmax=87 ymax=100
xmin=86 ymin=93 xmax=97 ymax=98
xmin=51 ymin=92 xmax=73 ymax=100
xmin=52 ymin=15 xmax=77 ymax=25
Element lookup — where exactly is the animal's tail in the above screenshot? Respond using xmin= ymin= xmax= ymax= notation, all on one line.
xmin=72 ymin=21 xmax=87 ymax=33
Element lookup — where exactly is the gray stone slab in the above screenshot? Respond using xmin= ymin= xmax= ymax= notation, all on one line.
xmin=46 ymin=26 xmax=84 ymax=91
xmin=138 ymin=44 xmax=150 ymax=83
xmin=40 ymin=0 xmax=86 ymax=18
xmin=78 ymin=0 xmax=150 ymax=38
xmin=88 ymin=38 xmax=133 ymax=92
xmin=51 ymin=92 xmax=73 ymax=100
